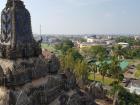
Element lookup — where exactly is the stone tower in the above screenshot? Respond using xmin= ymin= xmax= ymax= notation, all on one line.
xmin=0 ymin=1 xmax=77 ymax=105
xmin=0 ymin=0 xmax=41 ymax=59
xmin=0 ymin=1 xmax=95 ymax=105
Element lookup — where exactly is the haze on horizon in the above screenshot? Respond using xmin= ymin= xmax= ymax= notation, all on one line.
xmin=0 ymin=0 xmax=140 ymax=35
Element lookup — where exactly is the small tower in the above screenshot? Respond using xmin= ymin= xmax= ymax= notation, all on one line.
xmin=0 ymin=0 xmax=42 ymax=59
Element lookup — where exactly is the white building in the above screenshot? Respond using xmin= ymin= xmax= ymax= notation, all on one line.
xmin=118 ymin=42 xmax=129 ymax=48
xmin=134 ymin=36 xmax=140 ymax=40
xmin=86 ymin=35 xmax=97 ymax=43
xmin=78 ymin=42 xmax=105 ymax=48
xmin=87 ymin=38 xmax=94 ymax=43
xmin=106 ymin=40 xmax=115 ymax=45
xmin=129 ymin=79 xmax=140 ymax=95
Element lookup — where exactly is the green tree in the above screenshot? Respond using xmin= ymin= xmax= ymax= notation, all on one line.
xmin=109 ymin=56 xmax=124 ymax=105
xmin=110 ymin=82 xmax=140 ymax=105
xmin=110 ymin=56 xmax=122 ymax=81
xmin=74 ymin=60 xmax=88 ymax=81
xmin=111 ymin=45 xmax=124 ymax=60
xmin=67 ymin=48 xmax=83 ymax=61
xmin=81 ymin=46 xmax=108 ymax=60
xmin=55 ymin=39 xmax=74 ymax=54
xmin=60 ymin=52 xmax=75 ymax=71
xmin=89 ymin=63 xmax=98 ymax=81
xmin=99 ymin=62 xmax=110 ymax=83
xmin=79 ymin=38 xmax=87 ymax=42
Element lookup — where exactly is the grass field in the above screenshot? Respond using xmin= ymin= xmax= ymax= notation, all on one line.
xmin=134 ymin=64 xmax=140 ymax=78
xmin=41 ymin=43 xmax=62 ymax=56
xmin=88 ymin=73 xmax=114 ymax=85
xmin=41 ymin=43 xmax=55 ymax=51
xmin=135 ymin=70 xmax=140 ymax=78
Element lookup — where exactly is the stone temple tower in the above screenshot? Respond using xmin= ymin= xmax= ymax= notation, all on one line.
xmin=0 ymin=0 xmax=65 ymax=105
xmin=0 ymin=0 xmax=42 ymax=59
xmin=0 ymin=1 xmax=95 ymax=105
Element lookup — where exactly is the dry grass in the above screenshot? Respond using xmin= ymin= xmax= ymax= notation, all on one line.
xmin=88 ymin=73 xmax=114 ymax=85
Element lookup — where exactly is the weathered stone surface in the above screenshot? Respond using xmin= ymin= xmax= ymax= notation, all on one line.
xmin=0 ymin=75 xmax=65 ymax=105
xmin=0 ymin=87 xmax=9 ymax=105
xmin=0 ymin=0 xmax=42 ymax=59
xmin=42 ymin=49 xmax=60 ymax=73
xmin=67 ymin=90 xmax=96 ymax=105
xmin=64 ymin=70 xmax=76 ymax=90
xmin=0 ymin=54 xmax=60 ymax=86
xmin=88 ymin=81 xmax=105 ymax=99
xmin=0 ymin=1 xmax=97 ymax=105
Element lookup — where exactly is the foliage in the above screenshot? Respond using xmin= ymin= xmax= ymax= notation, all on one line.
xmin=81 ymin=45 xmax=108 ymax=61
xmin=60 ymin=48 xmax=87 ymax=80
xmin=67 ymin=48 xmax=83 ymax=61
xmin=74 ymin=60 xmax=89 ymax=80
xmin=55 ymin=39 xmax=74 ymax=54
xmin=79 ymin=38 xmax=87 ymax=42
xmin=109 ymin=81 xmax=140 ymax=105
xmin=134 ymin=63 xmax=140 ymax=78
xmin=115 ymin=36 xmax=140 ymax=59
xmin=111 ymin=45 xmax=124 ymax=59
xmin=121 ymin=47 xmax=140 ymax=59
xmin=88 ymin=63 xmax=98 ymax=81
xmin=60 ymin=51 xmax=75 ymax=71
xmin=116 ymin=36 xmax=140 ymax=46
xmin=109 ymin=56 xmax=123 ymax=81
xmin=136 ymin=64 xmax=140 ymax=70
xmin=118 ymin=87 xmax=140 ymax=105
xmin=98 ymin=61 xmax=110 ymax=83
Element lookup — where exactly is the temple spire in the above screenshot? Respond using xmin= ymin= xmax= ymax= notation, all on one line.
xmin=0 ymin=0 xmax=42 ymax=59
xmin=11 ymin=0 xmax=16 ymax=49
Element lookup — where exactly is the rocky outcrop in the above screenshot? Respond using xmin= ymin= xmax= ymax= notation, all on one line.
xmin=0 ymin=87 xmax=9 ymax=105
xmin=88 ymin=81 xmax=105 ymax=99
xmin=42 ymin=49 xmax=60 ymax=73
xmin=67 ymin=90 xmax=96 ymax=105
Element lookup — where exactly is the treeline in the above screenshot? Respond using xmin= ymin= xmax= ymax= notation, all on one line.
xmin=116 ymin=36 xmax=140 ymax=46
xmin=116 ymin=36 xmax=140 ymax=59
xmin=54 ymin=39 xmax=140 ymax=105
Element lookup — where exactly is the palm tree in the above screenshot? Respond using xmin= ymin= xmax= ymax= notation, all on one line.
xmin=89 ymin=63 xmax=98 ymax=81
xmin=111 ymin=45 xmax=124 ymax=60
xmin=109 ymin=56 xmax=124 ymax=105
xmin=74 ymin=60 xmax=88 ymax=81
xmin=99 ymin=61 xmax=110 ymax=83
xmin=110 ymin=81 xmax=121 ymax=105
xmin=110 ymin=56 xmax=122 ymax=81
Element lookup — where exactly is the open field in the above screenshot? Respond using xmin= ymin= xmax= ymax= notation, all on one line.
xmin=41 ymin=43 xmax=61 ymax=56
xmin=135 ymin=70 xmax=140 ymax=78
xmin=134 ymin=64 xmax=140 ymax=79
xmin=88 ymin=73 xmax=114 ymax=85
xmin=127 ymin=59 xmax=140 ymax=65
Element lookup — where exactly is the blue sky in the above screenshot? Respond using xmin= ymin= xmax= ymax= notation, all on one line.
xmin=0 ymin=0 xmax=140 ymax=35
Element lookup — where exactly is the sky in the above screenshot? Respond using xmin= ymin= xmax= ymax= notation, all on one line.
xmin=0 ymin=0 xmax=140 ymax=35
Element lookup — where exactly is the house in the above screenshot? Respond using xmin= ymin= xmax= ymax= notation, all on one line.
xmin=78 ymin=42 xmax=106 ymax=48
xmin=118 ymin=42 xmax=129 ymax=48
xmin=134 ymin=36 xmax=140 ymax=40
xmin=129 ymin=79 xmax=140 ymax=95
xmin=86 ymin=35 xmax=97 ymax=43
